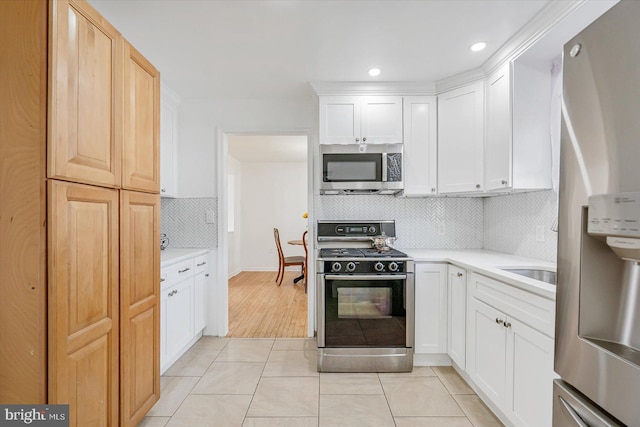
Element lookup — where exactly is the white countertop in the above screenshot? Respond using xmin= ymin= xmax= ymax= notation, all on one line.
xmin=400 ymin=248 xmax=556 ymax=300
xmin=161 ymin=247 xmax=210 ymax=265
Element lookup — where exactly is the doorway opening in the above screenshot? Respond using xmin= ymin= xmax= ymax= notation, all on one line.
xmin=224 ymin=134 xmax=310 ymax=338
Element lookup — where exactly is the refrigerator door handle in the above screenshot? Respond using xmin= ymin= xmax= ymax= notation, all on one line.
xmin=558 ymin=396 xmax=589 ymax=427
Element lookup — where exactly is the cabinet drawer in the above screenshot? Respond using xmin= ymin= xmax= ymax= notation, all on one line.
xmin=470 ymin=273 xmax=555 ymax=338
xmin=194 ymin=254 xmax=208 ymax=274
xmin=163 ymin=258 xmax=195 ymax=286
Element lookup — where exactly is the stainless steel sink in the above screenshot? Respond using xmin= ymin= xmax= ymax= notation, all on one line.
xmin=501 ymin=268 xmax=556 ymax=285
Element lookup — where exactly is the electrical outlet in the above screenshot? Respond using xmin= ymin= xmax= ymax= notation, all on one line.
xmin=438 ymin=222 xmax=445 ymax=236
xmin=536 ymin=225 xmax=545 ymax=242
xmin=206 ymin=209 xmax=215 ymax=224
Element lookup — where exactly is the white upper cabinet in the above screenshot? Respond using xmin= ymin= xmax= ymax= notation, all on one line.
xmin=319 ymin=96 xmax=402 ymax=145
xmin=485 ymin=63 xmax=512 ymax=191
xmin=160 ymin=84 xmax=180 ymax=197
xmin=402 ymin=96 xmax=438 ymax=196
xmin=438 ymin=81 xmax=485 ymax=194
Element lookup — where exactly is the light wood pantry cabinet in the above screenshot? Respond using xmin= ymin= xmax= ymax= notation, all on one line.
xmin=1 ymin=0 xmax=161 ymax=424
xmin=319 ymin=96 xmax=403 ymax=144
xmin=413 ymin=263 xmax=448 ymax=359
xmin=48 ymin=0 xmax=123 ymax=188
xmin=402 ymin=96 xmax=438 ymax=196
xmin=437 ymin=81 xmax=485 ymax=194
xmin=467 ymin=272 xmax=556 ymax=427
xmin=48 ymin=180 xmax=120 ymax=426
xmin=119 ymin=191 xmax=160 ymax=427
xmin=447 ymin=265 xmax=466 ymax=369
xmin=123 ymin=42 xmax=160 ymax=193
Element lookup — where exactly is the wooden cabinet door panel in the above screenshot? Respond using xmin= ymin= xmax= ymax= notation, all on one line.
xmin=48 ymin=180 xmax=119 ymax=427
xmin=49 ymin=0 xmax=122 ymax=187
xmin=120 ymin=190 xmax=160 ymax=426
xmin=123 ymin=43 xmax=160 ymax=193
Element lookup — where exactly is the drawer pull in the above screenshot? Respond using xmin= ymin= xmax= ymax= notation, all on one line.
xmin=160 ymin=278 xmax=165 ymax=282
xmin=495 ymin=318 xmax=504 ymax=325
xmin=457 ymin=272 xmax=463 ymax=277
xmin=178 ymin=267 xmax=190 ymax=273
xmin=168 ymin=290 xmax=178 ymax=297
xmin=197 ymin=262 xmax=207 ymax=267
xmin=504 ymin=322 xmax=512 ymax=329
xmin=205 ymin=274 xmax=209 ymax=277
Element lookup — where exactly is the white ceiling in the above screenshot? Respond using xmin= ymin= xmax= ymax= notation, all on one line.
xmin=89 ymin=0 xmax=551 ymax=101
xmin=228 ymin=135 xmax=308 ymax=163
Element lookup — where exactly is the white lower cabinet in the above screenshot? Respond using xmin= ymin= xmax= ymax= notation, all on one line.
xmin=447 ymin=265 xmax=467 ymax=369
xmin=160 ymin=249 xmax=211 ymax=373
xmin=466 ymin=272 xmax=555 ymax=427
xmin=414 ymin=263 xmax=448 ymax=355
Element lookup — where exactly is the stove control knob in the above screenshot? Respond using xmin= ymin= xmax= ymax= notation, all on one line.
xmin=332 ymin=262 xmax=342 ymax=272
xmin=346 ymin=262 xmax=356 ymax=272
xmin=368 ymin=226 xmax=376 ymax=234
xmin=374 ymin=262 xmax=385 ymax=272
xmin=388 ymin=262 xmax=399 ymax=272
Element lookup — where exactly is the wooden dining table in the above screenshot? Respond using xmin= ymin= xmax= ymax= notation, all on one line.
xmin=287 ymin=239 xmax=307 ymax=286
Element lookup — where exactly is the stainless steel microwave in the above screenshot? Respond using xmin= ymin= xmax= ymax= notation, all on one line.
xmin=320 ymin=144 xmax=403 ymax=195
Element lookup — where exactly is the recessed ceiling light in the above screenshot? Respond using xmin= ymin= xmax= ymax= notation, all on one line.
xmin=368 ymin=68 xmax=381 ymax=77
xmin=470 ymin=42 xmax=487 ymax=52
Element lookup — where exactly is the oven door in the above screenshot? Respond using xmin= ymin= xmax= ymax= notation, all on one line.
xmin=317 ymin=273 xmax=414 ymax=349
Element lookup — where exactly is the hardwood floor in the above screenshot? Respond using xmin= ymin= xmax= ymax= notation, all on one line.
xmin=228 ymin=271 xmax=308 ymax=338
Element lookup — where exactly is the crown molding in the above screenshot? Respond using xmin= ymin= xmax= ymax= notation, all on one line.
xmin=435 ymin=68 xmax=486 ymax=94
xmin=310 ymin=81 xmax=437 ymax=97
xmin=161 ymin=82 xmax=182 ymax=105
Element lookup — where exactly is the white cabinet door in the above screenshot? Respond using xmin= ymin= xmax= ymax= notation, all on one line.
xmin=470 ymin=299 xmax=507 ymax=407
xmin=402 ymin=96 xmax=437 ymax=196
xmin=193 ymin=271 xmax=207 ymax=332
xmin=508 ymin=317 xmax=555 ymax=427
xmin=447 ymin=265 xmax=466 ymax=369
xmin=414 ymin=263 xmax=448 ymax=354
xmin=165 ymin=278 xmax=194 ymax=358
xmin=159 ymin=270 xmax=169 ymax=370
xmin=438 ymin=81 xmax=484 ymax=194
xmin=360 ymin=96 xmax=403 ymax=144
xmin=160 ymin=85 xmax=179 ymax=197
xmin=485 ymin=63 xmax=512 ymax=191
xmin=319 ymin=96 xmax=361 ymax=144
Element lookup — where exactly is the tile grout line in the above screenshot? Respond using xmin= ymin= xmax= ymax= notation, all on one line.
xmin=241 ymin=338 xmax=277 ymax=425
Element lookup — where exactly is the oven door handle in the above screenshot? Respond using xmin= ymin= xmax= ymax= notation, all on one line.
xmin=324 ymin=274 xmax=407 ymax=281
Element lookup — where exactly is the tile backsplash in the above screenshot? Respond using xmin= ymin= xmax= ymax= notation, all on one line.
xmin=314 ymin=195 xmax=484 ymax=249
xmin=161 ymin=197 xmax=217 ymax=248
xmin=483 ymin=190 xmax=558 ymax=262
xmin=163 ymin=190 xmax=559 ymax=262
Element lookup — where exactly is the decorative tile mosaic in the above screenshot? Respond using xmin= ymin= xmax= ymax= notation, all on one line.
xmin=483 ymin=190 xmax=558 ymax=262
xmin=161 ymin=197 xmax=218 ymax=248
xmin=313 ymin=195 xmax=484 ymax=249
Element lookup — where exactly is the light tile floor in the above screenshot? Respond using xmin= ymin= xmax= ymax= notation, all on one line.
xmin=139 ymin=337 xmax=504 ymax=427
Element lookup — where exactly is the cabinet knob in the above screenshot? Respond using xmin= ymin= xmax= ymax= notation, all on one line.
xmin=161 ymin=188 xmax=166 ymax=193
xmin=476 ymin=184 xmax=481 ymax=189
xmin=205 ymin=273 xmax=209 ymax=277
xmin=362 ymin=137 xmax=367 ymax=142
xmin=355 ymin=138 xmax=360 ymax=142
xmin=504 ymin=322 xmax=512 ymax=329
xmin=495 ymin=318 xmax=504 ymax=325
xmin=160 ymin=278 xmax=165 ymax=282
xmin=431 ymin=188 xmax=436 ymax=192
xmin=457 ymin=272 xmax=463 ymax=277
xmin=501 ymin=180 xmax=508 ymax=185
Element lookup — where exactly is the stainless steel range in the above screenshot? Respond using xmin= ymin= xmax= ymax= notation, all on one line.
xmin=316 ymin=220 xmax=414 ymax=372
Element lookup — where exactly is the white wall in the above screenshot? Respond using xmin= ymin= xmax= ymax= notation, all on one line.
xmin=227 ymin=155 xmax=243 ymax=277
xmin=240 ymin=161 xmax=308 ymax=271
xmin=177 ymin=97 xmax=317 ymax=197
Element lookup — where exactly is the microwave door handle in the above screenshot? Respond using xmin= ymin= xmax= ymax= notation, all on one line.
xmin=382 ymin=153 xmax=388 ymax=182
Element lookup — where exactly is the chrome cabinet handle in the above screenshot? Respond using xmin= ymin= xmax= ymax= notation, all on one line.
xmin=495 ymin=318 xmax=504 ymax=325
xmin=355 ymin=138 xmax=360 ymax=142
xmin=431 ymin=188 xmax=436 ymax=192
xmin=362 ymin=137 xmax=367 ymax=142
xmin=501 ymin=180 xmax=508 ymax=185
xmin=504 ymin=322 xmax=512 ymax=328
xmin=168 ymin=290 xmax=177 ymax=297
xmin=205 ymin=273 xmax=209 ymax=277
xmin=558 ymin=396 xmax=588 ymax=427
xmin=160 ymin=278 xmax=165 ymax=282
xmin=161 ymin=188 xmax=166 ymax=193
xmin=476 ymin=184 xmax=481 ymax=189
xmin=197 ymin=262 xmax=207 ymax=267
xmin=178 ymin=267 xmax=190 ymax=273
xmin=457 ymin=272 xmax=463 ymax=277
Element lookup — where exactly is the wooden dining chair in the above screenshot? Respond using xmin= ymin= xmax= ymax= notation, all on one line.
xmin=273 ymin=228 xmax=305 ymax=286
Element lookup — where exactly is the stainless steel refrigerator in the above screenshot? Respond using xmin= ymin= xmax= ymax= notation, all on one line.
xmin=555 ymin=1 xmax=640 ymax=426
